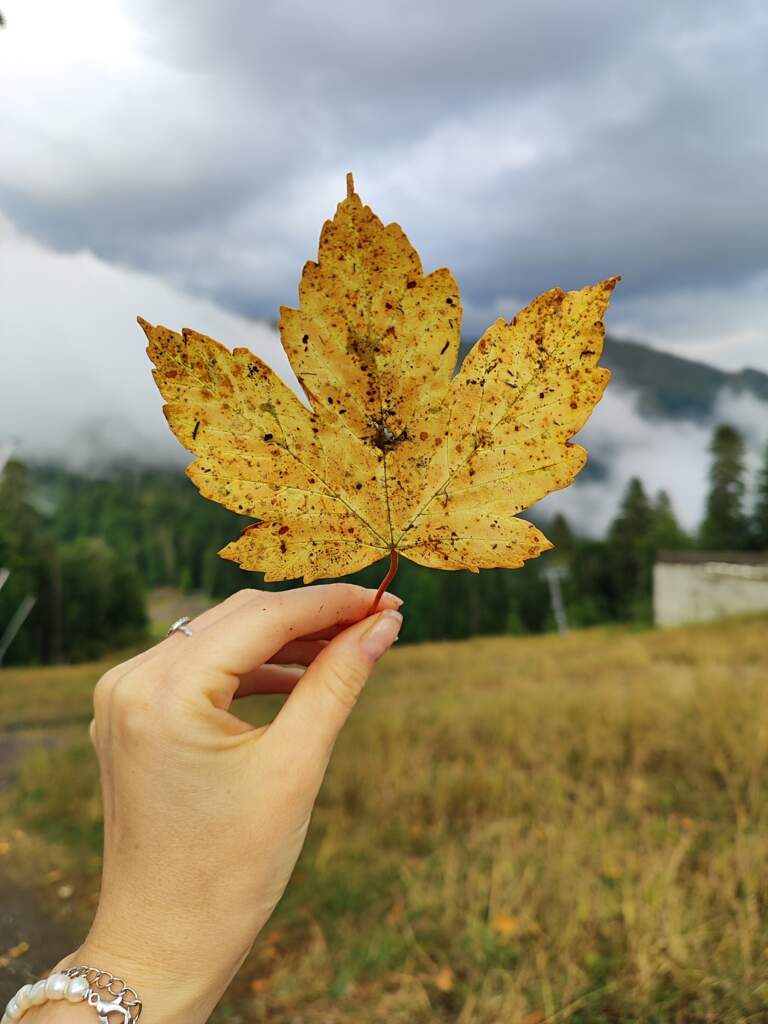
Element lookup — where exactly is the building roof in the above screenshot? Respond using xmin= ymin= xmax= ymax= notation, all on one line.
xmin=657 ymin=550 xmax=768 ymax=566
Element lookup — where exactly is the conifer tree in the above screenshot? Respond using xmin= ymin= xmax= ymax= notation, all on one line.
xmin=700 ymin=424 xmax=750 ymax=550
xmin=547 ymin=512 xmax=575 ymax=553
xmin=754 ymin=437 xmax=768 ymax=549
xmin=650 ymin=490 xmax=688 ymax=550
xmin=609 ymin=478 xmax=653 ymax=549
xmin=607 ymin=477 xmax=654 ymax=618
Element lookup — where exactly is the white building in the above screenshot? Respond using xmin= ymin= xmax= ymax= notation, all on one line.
xmin=654 ymin=551 xmax=768 ymax=627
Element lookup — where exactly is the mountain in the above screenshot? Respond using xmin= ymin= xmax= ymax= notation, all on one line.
xmin=460 ymin=335 xmax=768 ymax=420
xmin=601 ymin=337 xmax=768 ymax=420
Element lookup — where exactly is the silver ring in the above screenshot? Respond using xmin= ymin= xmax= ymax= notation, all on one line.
xmin=166 ymin=616 xmax=193 ymax=638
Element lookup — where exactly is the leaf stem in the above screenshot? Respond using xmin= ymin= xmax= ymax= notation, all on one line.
xmin=368 ymin=550 xmax=399 ymax=615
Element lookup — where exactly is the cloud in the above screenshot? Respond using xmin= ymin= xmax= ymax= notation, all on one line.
xmin=610 ymin=271 xmax=768 ymax=373
xmin=539 ymin=384 xmax=768 ymax=535
xmin=0 ymin=0 xmax=766 ymax=370
xmin=1 ymin=0 xmax=767 ymax=537
xmin=0 ymin=213 xmax=297 ymax=469
xmin=3 ymin=209 xmax=767 ymax=539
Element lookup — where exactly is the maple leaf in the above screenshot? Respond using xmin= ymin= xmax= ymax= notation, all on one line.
xmin=140 ymin=174 xmax=618 ymax=596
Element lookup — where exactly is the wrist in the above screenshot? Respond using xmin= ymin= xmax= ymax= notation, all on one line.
xmin=22 ymin=939 xmax=243 ymax=1024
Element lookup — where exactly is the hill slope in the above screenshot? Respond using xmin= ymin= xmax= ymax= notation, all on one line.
xmin=602 ymin=336 xmax=768 ymax=420
xmin=460 ymin=334 xmax=768 ymax=421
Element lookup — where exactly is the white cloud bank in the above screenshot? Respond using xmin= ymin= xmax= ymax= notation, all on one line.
xmin=1 ymin=0 xmax=767 ymax=372
xmin=539 ymin=385 xmax=768 ymax=535
xmin=0 ymin=214 xmax=298 ymax=468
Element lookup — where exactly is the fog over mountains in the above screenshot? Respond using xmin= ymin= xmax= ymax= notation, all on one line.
xmin=6 ymin=321 xmax=768 ymax=539
xmin=4 ymin=207 xmax=767 ymax=537
xmin=534 ymin=338 xmax=768 ymax=532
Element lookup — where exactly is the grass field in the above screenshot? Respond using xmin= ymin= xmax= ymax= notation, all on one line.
xmin=2 ymin=615 xmax=768 ymax=1023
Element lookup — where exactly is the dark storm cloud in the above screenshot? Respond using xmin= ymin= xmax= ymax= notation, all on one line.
xmin=1 ymin=0 xmax=767 ymax=361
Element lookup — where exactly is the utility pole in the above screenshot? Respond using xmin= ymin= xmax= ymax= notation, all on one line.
xmin=543 ymin=565 xmax=569 ymax=635
xmin=0 ymin=593 xmax=36 ymax=666
xmin=0 ymin=441 xmax=38 ymax=665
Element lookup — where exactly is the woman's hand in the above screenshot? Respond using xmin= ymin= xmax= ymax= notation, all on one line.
xmin=42 ymin=584 xmax=402 ymax=1024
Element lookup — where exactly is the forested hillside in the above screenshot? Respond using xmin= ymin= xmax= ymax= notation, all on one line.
xmin=602 ymin=336 xmax=768 ymax=419
xmin=1 ymin=410 xmax=766 ymax=665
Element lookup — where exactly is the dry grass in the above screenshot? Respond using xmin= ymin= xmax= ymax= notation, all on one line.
xmin=0 ymin=656 xmax=122 ymax=729
xmin=3 ymin=616 xmax=768 ymax=1023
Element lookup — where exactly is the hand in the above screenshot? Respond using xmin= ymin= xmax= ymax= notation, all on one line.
xmin=39 ymin=584 xmax=403 ymax=1024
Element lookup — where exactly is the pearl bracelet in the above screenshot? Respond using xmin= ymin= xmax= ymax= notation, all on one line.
xmin=2 ymin=967 xmax=141 ymax=1024
xmin=2 ymin=972 xmax=89 ymax=1024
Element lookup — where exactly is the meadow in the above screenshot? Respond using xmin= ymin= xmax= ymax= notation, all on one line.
xmin=2 ymin=615 xmax=768 ymax=1023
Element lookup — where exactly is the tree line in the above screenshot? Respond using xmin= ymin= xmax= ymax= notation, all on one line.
xmin=1 ymin=422 xmax=766 ymax=665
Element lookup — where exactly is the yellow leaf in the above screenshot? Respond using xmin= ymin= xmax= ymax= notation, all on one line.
xmin=143 ymin=174 xmax=617 ymax=583
xmin=8 ymin=941 xmax=30 ymax=959
xmin=434 ymin=966 xmax=454 ymax=992
xmin=491 ymin=912 xmax=519 ymax=938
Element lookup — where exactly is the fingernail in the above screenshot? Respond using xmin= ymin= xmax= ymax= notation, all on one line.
xmin=383 ymin=591 xmax=404 ymax=608
xmin=359 ymin=609 xmax=402 ymax=660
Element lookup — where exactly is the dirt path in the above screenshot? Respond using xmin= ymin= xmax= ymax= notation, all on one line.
xmin=0 ymin=872 xmax=82 ymax=1005
xmin=0 ymin=729 xmax=84 ymax=1005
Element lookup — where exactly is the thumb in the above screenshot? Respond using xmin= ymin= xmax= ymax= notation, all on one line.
xmin=268 ymin=608 xmax=403 ymax=757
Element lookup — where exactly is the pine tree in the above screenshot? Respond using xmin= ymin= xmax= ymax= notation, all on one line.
xmin=607 ymin=477 xmax=654 ymax=620
xmin=547 ymin=512 xmax=575 ymax=552
xmin=609 ymin=478 xmax=653 ymax=549
xmin=699 ymin=424 xmax=750 ymax=550
xmin=753 ymin=438 xmax=768 ymax=550
xmin=649 ymin=490 xmax=688 ymax=551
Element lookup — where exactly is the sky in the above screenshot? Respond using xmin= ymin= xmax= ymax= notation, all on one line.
xmin=1 ymin=0 xmax=767 ymax=532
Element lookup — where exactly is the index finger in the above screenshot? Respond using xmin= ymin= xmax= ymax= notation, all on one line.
xmin=169 ymin=583 xmax=401 ymax=694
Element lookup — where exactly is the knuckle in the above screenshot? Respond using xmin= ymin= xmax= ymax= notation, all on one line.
xmin=321 ymin=660 xmax=367 ymax=711
xmin=109 ymin=675 xmax=154 ymax=738
xmin=214 ymin=588 xmax=262 ymax=615
xmin=92 ymin=668 xmax=118 ymax=715
xmin=101 ymin=664 xmax=122 ymax=683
